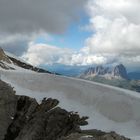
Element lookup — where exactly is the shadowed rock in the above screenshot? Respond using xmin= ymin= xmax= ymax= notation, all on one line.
xmin=0 ymin=80 xmax=130 ymax=140
xmin=80 ymin=64 xmax=128 ymax=80
xmin=0 ymin=81 xmax=88 ymax=140
xmin=0 ymin=80 xmax=17 ymax=140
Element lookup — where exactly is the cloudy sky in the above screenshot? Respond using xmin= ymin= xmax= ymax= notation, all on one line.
xmin=0 ymin=0 xmax=140 ymax=71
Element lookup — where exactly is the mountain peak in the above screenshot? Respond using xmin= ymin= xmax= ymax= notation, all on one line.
xmin=112 ymin=64 xmax=128 ymax=79
xmin=84 ymin=65 xmax=110 ymax=76
xmin=0 ymin=47 xmax=11 ymax=63
xmin=0 ymin=48 xmax=52 ymax=74
xmin=81 ymin=64 xmax=128 ymax=80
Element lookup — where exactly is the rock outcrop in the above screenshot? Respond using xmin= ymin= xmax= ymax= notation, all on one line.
xmin=0 ymin=48 xmax=15 ymax=70
xmin=0 ymin=80 xmax=88 ymax=140
xmin=0 ymin=80 xmax=130 ymax=140
xmin=0 ymin=48 xmax=11 ymax=64
xmin=5 ymin=97 xmax=88 ymax=140
xmin=0 ymin=47 xmax=53 ymax=73
xmin=0 ymin=80 xmax=17 ymax=140
xmin=8 ymin=56 xmax=52 ymax=73
xmin=83 ymin=66 xmax=110 ymax=76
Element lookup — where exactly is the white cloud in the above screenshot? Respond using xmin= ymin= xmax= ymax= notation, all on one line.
xmin=19 ymin=0 xmax=140 ymax=69
xmin=79 ymin=0 xmax=140 ymax=67
xmin=1 ymin=32 xmax=51 ymax=56
xmin=0 ymin=0 xmax=85 ymax=56
xmin=21 ymin=42 xmax=74 ymax=66
xmin=22 ymin=42 xmax=118 ymax=67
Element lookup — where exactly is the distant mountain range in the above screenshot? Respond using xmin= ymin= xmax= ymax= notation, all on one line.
xmin=46 ymin=64 xmax=140 ymax=80
xmin=79 ymin=64 xmax=140 ymax=92
xmin=44 ymin=64 xmax=89 ymax=77
xmin=80 ymin=64 xmax=129 ymax=80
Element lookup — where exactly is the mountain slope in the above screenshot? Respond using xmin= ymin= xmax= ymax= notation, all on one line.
xmin=0 ymin=48 xmax=51 ymax=73
xmin=2 ymin=71 xmax=140 ymax=139
xmin=8 ymin=55 xmax=52 ymax=73
xmin=112 ymin=64 xmax=128 ymax=79
xmin=1 ymin=51 xmax=140 ymax=139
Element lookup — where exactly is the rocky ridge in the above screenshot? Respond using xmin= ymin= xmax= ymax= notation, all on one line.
xmin=0 ymin=47 xmax=52 ymax=73
xmin=0 ymin=80 xmax=130 ymax=140
xmin=81 ymin=64 xmax=128 ymax=80
xmin=0 ymin=48 xmax=11 ymax=63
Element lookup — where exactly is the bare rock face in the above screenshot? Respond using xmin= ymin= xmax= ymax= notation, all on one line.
xmin=112 ymin=64 xmax=128 ymax=79
xmin=0 ymin=48 xmax=14 ymax=70
xmin=8 ymin=56 xmax=52 ymax=73
xmin=0 ymin=80 xmax=17 ymax=140
xmin=81 ymin=64 xmax=128 ymax=80
xmin=0 ymin=48 xmax=11 ymax=63
xmin=0 ymin=81 xmax=88 ymax=140
xmin=4 ymin=97 xmax=88 ymax=140
xmin=0 ymin=48 xmax=15 ymax=70
xmin=0 ymin=47 xmax=53 ymax=73
xmin=83 ymin=66 xmax=109 ymax=76
xmin=4 ymin=96 xmax=39 ymax=140
xmin=0 ymin=80 xmax=130 ymax=140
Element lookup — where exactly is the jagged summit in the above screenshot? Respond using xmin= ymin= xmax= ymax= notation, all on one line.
xmin=81 ymin=64 xmax=128 ymax=80
xmin=0 ymin=47 xmax=11 ymax=63
xmin=112 ymin=64 xmax=128 ymax=79
xmin=84 ymin=66 xmax=110 ymax=76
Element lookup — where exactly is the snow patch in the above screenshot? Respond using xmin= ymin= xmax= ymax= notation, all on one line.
xmin=1 ymin=71 xmax=140 ymax=139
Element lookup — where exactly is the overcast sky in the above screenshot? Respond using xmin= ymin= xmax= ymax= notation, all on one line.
xmin=0 ymin=0 xmax=140 ymax=71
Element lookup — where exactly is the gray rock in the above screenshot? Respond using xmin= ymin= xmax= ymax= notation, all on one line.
xmin=0 ymin=80 xmax=17 ymax=140
xmin=0 ymin=80 xmax=85 ymax=140
xmin=112 ymin=64 xmax=128 ymax=79
xmin=0 ymin=80 xmax=130 ymax=140
xmin=80 ymin=64 xmax=128 ymax=80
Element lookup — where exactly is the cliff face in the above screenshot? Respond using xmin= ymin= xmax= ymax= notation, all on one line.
xmin=112 ymin=64 xmax=128 ymax=79
xmin=0 ymin=48 xmax=11 ymax=63
xmin=0 ymin=48 xmax=15 ymax=70
xmin=0 ymin=80 xmax=130 ymax=140
xmin=81 ymin=64 xmax=128 ymax=80
xmin=0 ymin=80 xmax=88 ymax=140
xmin=0 ymin=80 xmax=17 ymax=140
xmin=5 ymin=97 xmax=88 ymax=140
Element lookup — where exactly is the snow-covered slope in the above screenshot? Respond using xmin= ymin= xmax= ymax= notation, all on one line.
xmin=0 ymin=48 xmax=51 ymax=73
xmin=1 ymin=70 xmax=140 ymax=139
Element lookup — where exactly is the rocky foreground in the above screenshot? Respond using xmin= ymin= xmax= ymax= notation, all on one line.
xmin=0 ymin=80 xmax=130 ymax=140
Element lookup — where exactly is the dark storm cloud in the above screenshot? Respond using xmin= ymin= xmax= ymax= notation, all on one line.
xmin=0 ymin=0 xmax=85 ymax=34
xmin=0 ymin=0 xmax=86 ymax=55
xmin=1 ymin=39 xmax=28 ymax=56
xmin=0 ymin=34 xmax=30 ymax=55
